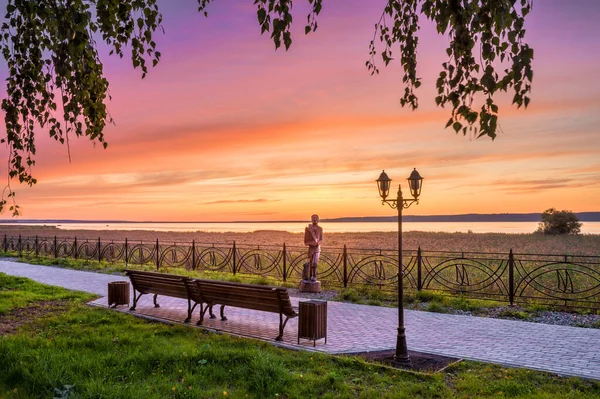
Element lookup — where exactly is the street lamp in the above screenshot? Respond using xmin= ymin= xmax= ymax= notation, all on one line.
xmin=376 ymin=168 xmax=424 ymax=365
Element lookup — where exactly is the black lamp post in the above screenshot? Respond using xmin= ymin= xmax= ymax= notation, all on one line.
xmin=376 ymin=168 xmax=424 ymax=365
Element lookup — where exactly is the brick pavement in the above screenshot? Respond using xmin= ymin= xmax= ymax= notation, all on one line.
xmin=2 ymin=260 xmax=600 ymax=380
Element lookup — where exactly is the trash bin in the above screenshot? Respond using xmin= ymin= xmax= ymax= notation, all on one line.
xmin=108 ymin=281 xmax=130 ymax=309
xmin=298 ymin=300 xmax=327 ymax=346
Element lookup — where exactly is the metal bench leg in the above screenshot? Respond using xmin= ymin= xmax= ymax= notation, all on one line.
xmin=130 ymin=292 xmax=143 ymax=311
xmin=209 ymin=305 xmax=216 ymax=319
xmin=153 ymin=294 xmax=160 ymax=308
xmin=197 ymin=304 xmax=210 ymax=326
xmin=219 ymin=305 xmax=228 ymax=321
xmin=186 ymin=301 xmax=199 ymax=324
xmin=276 ymin=314 xmax=290 ymax=341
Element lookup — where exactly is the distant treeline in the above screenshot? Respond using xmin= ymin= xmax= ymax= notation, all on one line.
xmin=325 ymin=212 xmax=600 ymax=223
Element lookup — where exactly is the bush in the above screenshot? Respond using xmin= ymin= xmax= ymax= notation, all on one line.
xmin=426 ymin=301 xmax=447 ymax=313
xmin=536 ymin=208 xmax=582 ymax=235
xmin=497 ymin=309 xmax=530 ymax=320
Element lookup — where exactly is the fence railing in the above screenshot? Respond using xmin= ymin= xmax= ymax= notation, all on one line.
xmin=3 ymin=234 xmax=600 ymax=309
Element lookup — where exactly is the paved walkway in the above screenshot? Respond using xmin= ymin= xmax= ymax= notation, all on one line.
xmin=2 ymin=260 xmax=600 ymax=381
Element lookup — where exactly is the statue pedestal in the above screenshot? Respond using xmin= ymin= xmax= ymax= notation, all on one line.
xmin=299 ymin=280 xmax=321 ymax=293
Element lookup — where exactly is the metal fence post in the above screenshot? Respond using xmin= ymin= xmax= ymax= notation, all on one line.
xmin=54 ymin=236 xmax=57 ymax=258
xmin=156 ymin=239 xmax=160 ymax=270
xmin=3 ymin=234 xmax=7 ymax=253
xmin=232 ymin=241 xmax=237 ymax=274
xmin=124 ymin=238 xmax=128 ymax=265
xmin=73 ymin=237 xmax=78 ymax=259
xmin=18 ymin=234 xmax=22 ymax=257
xmin=343 ymin=245 xmax=348 ymax=288
xmin=97 ymin=237 xmax=101 ymax=262
xmin=191 ymin=240 xmax=196 ymax=270
xmin=35 ymin=235 xmax=39 ymax=257
xmin=509 ymin=249 xmax=515 ymax=306
xmin=417 ymin=246 xmax=422 ymax=291
xmin=282 ymin=243 xmax=287 ymax=282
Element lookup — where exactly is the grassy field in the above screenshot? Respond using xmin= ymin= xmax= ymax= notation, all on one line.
xmin=2 ymin=225 xmax=600 ymax=255
xmin=1 ymin=273 xmax=600 ymax=398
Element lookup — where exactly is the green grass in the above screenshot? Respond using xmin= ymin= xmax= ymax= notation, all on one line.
xmin=11 ymin=254 xmax=129 ymax=274
xmin=1 ymin=274 xmax=600 ymax=398
xmin=426 ymin=300 xmax=447 ymax=313
xmin=496 ymin=309 xmax=531 ymax=320
xmin=414 ymin=290 xmax=446 ymax=303
xmin=335 ymin=288 xmax=503 ymax=315
xmin=0 ymin=273 xmax=96 ymax=315
xmin=335 ymin=287 xmax=396 ymax=307
xmin=527 ymin=303 xmax=551 ymax=313
xmin=4 ymin=253 xmax=294 ymax=288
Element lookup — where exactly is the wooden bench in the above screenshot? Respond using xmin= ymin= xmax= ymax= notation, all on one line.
xmin=125 ymin=270 xmax=206 ymax=323
xmin=191 ymin=279 xmax=298 ymax=341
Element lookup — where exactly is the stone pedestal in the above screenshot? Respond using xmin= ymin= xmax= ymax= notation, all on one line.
xmin=299 ymin=280 xmax=321 ymax=293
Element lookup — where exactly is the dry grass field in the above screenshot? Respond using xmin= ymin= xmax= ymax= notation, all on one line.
xmin=1 ymin=225 xmax=599 ymax=255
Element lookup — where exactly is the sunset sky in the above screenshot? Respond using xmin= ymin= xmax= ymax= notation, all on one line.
xmin=1 ymin=0 xmax=599 ymax=222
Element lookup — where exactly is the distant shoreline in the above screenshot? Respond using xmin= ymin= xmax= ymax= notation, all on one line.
xmin=329 ymin=212 xmax=600 ymax=223
xmin=1 ymin=212 xmax=600 ymax=224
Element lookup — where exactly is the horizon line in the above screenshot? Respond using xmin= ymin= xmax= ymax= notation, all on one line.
xmin=1 ymin=211 xmax=600 ymax=224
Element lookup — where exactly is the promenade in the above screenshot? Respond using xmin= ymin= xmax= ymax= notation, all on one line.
xmin=2 ymin=260 xmax=600 ymax=381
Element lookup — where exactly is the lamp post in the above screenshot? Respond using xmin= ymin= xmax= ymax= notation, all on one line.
xmin=376 ymin=168 xmax=424 ymax=365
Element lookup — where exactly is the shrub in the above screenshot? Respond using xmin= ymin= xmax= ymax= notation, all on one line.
xmin=416 ymin=290 xmax=445 ymax=303
xmin=336 ymin=288 xmax=361 ymax=303
xmin=497 ymin=309 xmax=530 ymax=320
xmin=526 ymin=303 xmax=550 ymax=313
xmin=426 ymin=301 xmax=446 ymax=313
xmin=366 ymin=299 xmax=383 ymax=306
xmin=536 ymin=208 xmax=582 ymax=235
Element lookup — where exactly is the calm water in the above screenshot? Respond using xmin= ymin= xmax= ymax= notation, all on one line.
xmin=3 ymin=221 xmax=600 ymax=234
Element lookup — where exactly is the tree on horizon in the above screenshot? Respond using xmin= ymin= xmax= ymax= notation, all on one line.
xmin=536 ymin=208 xmax=582 ymax=235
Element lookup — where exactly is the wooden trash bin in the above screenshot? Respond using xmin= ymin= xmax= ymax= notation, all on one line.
xmin=108 ymin=281 xmax=130 ymax=309
xmin=298 ymin=300 xmax=327 ymax=346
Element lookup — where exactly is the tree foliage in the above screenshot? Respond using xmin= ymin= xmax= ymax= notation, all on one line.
xmin=536 ymin=208 xmax=582 ymax=236
xmin=1 ymin=0 xmax=533 ymax=214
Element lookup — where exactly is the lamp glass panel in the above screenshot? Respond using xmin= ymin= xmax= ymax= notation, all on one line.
xmin=376 ymin=171 xmax=392 ymax=200
xmin=379 ymin=180 xmax=390 ymax=198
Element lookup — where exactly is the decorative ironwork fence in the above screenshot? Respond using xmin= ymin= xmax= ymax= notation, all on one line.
xmin=3 ymin=234 xmax=600 ymax=309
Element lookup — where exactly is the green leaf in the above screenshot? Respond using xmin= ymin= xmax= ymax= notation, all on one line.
xmin=257 ymin=8 xmax=266 ymax=24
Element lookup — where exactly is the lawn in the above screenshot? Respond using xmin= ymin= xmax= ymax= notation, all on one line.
xmin=1 ymin=273 xmax=600 ymax=398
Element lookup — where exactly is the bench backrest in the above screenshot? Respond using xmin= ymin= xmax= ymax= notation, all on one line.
xmin=193 ymin=279 xmax=296 ymax=317
xmin=125 ymin=270 xmax=190 ymax=300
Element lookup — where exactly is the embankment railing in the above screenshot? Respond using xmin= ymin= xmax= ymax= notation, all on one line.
xmin=3 ymin=234 xmax=600 ymax=309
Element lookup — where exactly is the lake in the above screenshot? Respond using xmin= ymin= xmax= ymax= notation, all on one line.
xmin=2 ymin=221 xmax=600 ymax=234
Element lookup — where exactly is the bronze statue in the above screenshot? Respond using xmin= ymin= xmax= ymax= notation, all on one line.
xmin=303 ymin=214 xmax=323 ymax=282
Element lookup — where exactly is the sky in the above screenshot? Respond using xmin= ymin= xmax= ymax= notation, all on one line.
xmin=1 ymin=0 xmax=599 ymax=222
